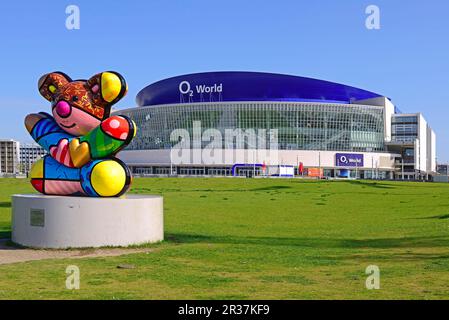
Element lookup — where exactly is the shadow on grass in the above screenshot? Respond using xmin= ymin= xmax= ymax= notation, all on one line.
xmin=249 ymin=186 xmax=292 ymax=191
xmin=345 ymin=180 xmax=396 ymax=189
xmin=132 ymin=186 xmax=294 ymax=193
xmin=0 ymin=230 xmax=11 ymax=239
xmin=415 ymin=214 xmax=449 ymax=220
xmin=0 ymin=202 xmax=11 ymax=208
xmin=166 ymin=233 xmax=449 ymax=249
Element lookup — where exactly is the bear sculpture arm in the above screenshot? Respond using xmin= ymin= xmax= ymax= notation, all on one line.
xmin=25 ymin=112 xmax=77 ymax=167
xmin=25 ymin=112 xmax=136 ymax=168
xmin=77 ymin=114 xmax=136 ymax=163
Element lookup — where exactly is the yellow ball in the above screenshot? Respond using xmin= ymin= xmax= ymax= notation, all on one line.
xmin=91 ymin=160 xmax=126 ymax=196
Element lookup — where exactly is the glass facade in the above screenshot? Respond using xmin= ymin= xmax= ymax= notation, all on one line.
xmin=437 ymin=164 xmax=449 ymax=175
xmin=118 ymin=102 xmax=386 ymax=152
xmin=391 ymin=115 xmax=418 ymax=143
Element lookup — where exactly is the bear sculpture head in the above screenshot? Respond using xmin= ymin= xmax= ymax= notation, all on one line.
xmin=38 ymin=71 xmax=128 ymax=136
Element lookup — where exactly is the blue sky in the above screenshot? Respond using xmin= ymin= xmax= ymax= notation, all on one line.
xmin=1 ymin=1 xmax=448 ymax=160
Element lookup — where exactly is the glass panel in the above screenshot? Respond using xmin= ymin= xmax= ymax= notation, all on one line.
xmin=117 ymin=102 xmax=386 ymax=152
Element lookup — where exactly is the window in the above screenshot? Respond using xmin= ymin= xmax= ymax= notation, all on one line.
xmin=118 ymin=102 xmax=386 ymax=152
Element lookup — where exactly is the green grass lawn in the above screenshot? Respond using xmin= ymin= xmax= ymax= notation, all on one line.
xmin=1 ymin=177 xmax=449 ymax=299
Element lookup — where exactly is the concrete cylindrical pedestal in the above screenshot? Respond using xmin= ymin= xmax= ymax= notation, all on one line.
xmin=11 ymin=194 xmax=163 ymax=249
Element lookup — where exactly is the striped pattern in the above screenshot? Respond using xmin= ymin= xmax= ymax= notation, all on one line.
xmin=49 ymin=139 xmax=75 ymax=167
xmin=32 ymin=117 xmax=63 ymax=140
xmin=44 ymin=180 xmax=84 ymax=195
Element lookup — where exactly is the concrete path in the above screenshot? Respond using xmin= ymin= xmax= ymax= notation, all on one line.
xmin=0 ymin=239 xmax=152 ymax=265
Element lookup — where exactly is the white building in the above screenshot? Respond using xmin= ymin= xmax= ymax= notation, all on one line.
xmin=19 ymin=143 xmax=46 ymax=175
xmin=114 ymin=71 xmax=437 ymax=180
xmin=387 ymin=113 xmax=436 ymax=180
xmin=0 ymin=139 xmax=20 ymax=175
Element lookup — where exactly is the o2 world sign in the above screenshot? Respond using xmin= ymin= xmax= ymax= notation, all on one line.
xmin=335 ymin=153 xmax=364 ymax=167
xmin=179 ymin=80 xmax=223 ymax=97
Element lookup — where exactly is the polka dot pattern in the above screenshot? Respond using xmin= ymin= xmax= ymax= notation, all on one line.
xmin=101 ymin=116 xmax=130 ymax=141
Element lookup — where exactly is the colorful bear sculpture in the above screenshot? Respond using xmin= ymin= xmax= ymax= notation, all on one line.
xmin=25 ymin=71 xmax=136 ymax=197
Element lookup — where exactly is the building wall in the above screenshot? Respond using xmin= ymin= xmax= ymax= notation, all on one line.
xmin=426 ymin=125 xmax=436 ymax=173
xmin=417 ymin=114 xmax=428 ymax=173
xmin=355 ymin=97 xmax=395 ymax=142
xmin=118 ymin=149 xmax=399 ymax=170
xmin=390 ymin=112 xmax=436 ymax=177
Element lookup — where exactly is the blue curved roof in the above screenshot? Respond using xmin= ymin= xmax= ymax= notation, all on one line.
xmin=136 ymin=71 xmax=383 ymax=107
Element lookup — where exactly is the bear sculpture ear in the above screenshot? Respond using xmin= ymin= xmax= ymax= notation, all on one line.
xmin=86 ymin=71 xmax=128 ymax=106
xmin=38 ymin=72 xmax=72 ymax=102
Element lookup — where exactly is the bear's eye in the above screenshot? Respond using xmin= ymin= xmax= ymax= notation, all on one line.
xmin=72 ymin=96 xmax=79 ymax=102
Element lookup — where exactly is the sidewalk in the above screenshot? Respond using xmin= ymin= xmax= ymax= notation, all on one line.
xmin=0 ymin=239 xmax=152 ymax=265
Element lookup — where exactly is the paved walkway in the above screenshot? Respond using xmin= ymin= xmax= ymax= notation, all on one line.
xmin=0 ymin=239 xmax=152 ymax=265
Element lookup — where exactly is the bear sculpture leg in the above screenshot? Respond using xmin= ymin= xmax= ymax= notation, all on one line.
xmin=30 ymin=155 xmax=131 ymax=197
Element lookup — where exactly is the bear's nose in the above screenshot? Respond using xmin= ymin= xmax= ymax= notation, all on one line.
xmin=55 ymin=101 xmax=71 ymax=117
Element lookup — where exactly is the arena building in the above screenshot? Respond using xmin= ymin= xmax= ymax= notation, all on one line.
xmin=115 ymin=71 xmax=436 ymax=180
